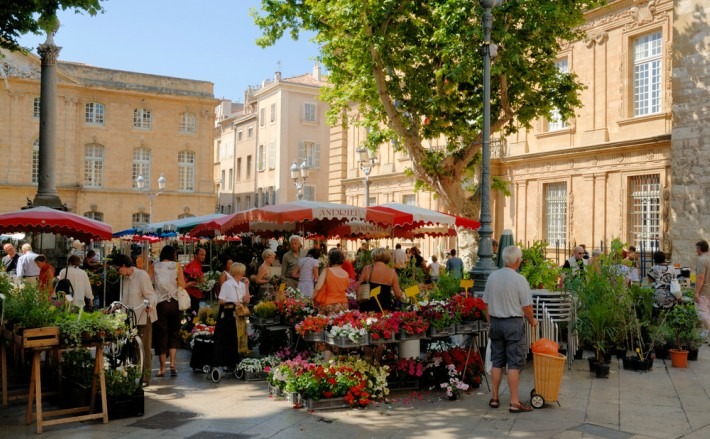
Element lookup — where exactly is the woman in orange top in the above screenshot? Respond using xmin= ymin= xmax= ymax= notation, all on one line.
xmin=34 ymin=254 xmax=55 ymax=301
xmin=313 ymin=248 xmax=349 ymax=316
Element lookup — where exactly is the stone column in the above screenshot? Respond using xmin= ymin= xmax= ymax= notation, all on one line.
xmin=33 ymin=30 xmax=65 ymax=210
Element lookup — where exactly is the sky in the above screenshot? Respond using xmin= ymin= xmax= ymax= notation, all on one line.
xmin=18 ymin=0 xmax=321 ymax=101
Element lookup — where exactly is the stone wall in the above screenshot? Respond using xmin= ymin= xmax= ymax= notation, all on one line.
xmin=670 ymin=0 xmax=710 ymax=268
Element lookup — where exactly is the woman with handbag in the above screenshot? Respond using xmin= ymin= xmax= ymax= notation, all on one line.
xmin=150 ymin=245 xmax=186 ymax=377
xmin=216 ymin=263 xmax=251 ymax=364
xmin=357 ymin=248 xmax=404 ymax=313
xmin=648 ymin=250 xmax=681 ymax=309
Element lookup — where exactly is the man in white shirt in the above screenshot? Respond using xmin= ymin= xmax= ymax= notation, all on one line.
xmin=57 ymin=255 xmax=94 ymax=309
xmin=393 ymin=244 xmax=407 ymax=271
xmin=16 ymin=243 xmax=40 ymax=281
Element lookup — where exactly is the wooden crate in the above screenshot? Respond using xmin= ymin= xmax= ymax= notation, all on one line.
xmin=22 ymin=327 xmax=60 ymax=348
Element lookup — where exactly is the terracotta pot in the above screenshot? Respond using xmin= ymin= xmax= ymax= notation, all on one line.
xmin=668 ymin=348 xmax=689 ymax=368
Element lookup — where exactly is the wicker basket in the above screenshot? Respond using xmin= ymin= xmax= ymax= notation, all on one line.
xmin=532 ymin=352 xmax=566 ymax=405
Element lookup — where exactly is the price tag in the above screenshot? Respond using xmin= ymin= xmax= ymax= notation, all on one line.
xmin=460 ymin=279 xmax=474 ymax=296
xmin=404 ymin=285 xmax=419 ymax=299
xmin=370 ymin=286 xmax=384 ymax=313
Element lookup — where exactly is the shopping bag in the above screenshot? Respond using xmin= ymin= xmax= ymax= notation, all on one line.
xmin=485 ymin=338 xmax=492 ymax=375
xmin=531 ymin=338 xmax=560 ymax=355
xmin=177 ymin=287 xmax=191 ymax=311
xmin=670 ymin=278 xmax=682 ymax=299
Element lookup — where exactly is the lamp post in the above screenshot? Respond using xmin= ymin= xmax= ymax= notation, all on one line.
xmin=136 ymin=173 xmax=166 ymax=223
xmin=470 ymin=0 xmax=502 ymax=292
xmin=290 ymin=160 xmax=309 ymax=200
xmin=356 ymin=147 xmax=378 ymax=207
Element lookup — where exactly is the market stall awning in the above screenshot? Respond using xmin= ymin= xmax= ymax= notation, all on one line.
xmin=0 ymin=206 xmax=113 ymax=243
xmin=367 ymin=203 xmax=480 ymax=231
xmin=221 ymin=201 xmax=395 ymax=236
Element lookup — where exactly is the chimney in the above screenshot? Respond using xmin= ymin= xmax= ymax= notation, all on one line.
xmin=312 ymin=63 xmax=321 ymax=81
xmin=275 ymin=71 xmax=281 ymax=81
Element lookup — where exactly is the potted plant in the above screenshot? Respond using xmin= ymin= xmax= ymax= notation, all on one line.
xmin=101 ymin=365 xmax=144 ymax=419
xmin=61 ymin=347 xmax=95 ymax=407
xmin=666 ymin=303 xmax=700 ymax=368
xmin=518 ymin=241 xmax=560 ymax=290
xmin=570 ymin=260 xmax=625 ymax=377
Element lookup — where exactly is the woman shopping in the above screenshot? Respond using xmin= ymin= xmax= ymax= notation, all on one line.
xmin=215 ymin=263 xmax=251 ymax=366
xmin=357 ymin=247 xmax=404 ymax=313
xmin=149 ymin=245 xmax=186 ymax=377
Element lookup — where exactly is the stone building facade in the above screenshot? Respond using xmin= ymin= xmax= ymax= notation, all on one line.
xmin=214 ymin=66 xmax=330 ymax=214
xmin=670 ymin=0 xmax=710 ymax=268
xmin=494 ymin=0 xmax=675 ymax=263
xmin=0 ymin=49 xmax=217 ymax=232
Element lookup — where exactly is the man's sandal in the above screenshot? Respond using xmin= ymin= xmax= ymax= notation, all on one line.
xmin=488 ymin=398 xmax=500 ymax=408
xmin=509 ymin=402 xmax=533 ymax=413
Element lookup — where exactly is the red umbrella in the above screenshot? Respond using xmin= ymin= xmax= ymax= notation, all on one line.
xmin=186 ymin=214 xmax=234 ymax=238
xmin=0 ymin=206 xmax=112 ymax=242
xmin=367 ymin=203 xmax=480 ymax=231
xmin=127 ymin=235 xmax=161 ymax=244
xmin=222 ymin=201 xmax=395 ymax=236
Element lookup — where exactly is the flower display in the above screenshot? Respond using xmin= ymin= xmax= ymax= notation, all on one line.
xmin=365 ymin=313 xmax=400 ymax=341
xmin=274 ymin=297 xmax=314 ymax=323
xmin=328 ymin=323 xmax=368 ymax=343
xmin=449 ymin=295 xmax=486 ymax=321
xmin=440 ymin=364 xmax=469 ymax=399
xmin=253 ymin=301 xmax=277 ymax=318
xmin=295 ymin=315 xmax=329 ymax=336
xmin=196 ymin=271 xmax=220 ymax=292
xmin=420 ymin=300 xmax=458 ymax=330
xmin=265 ymin=356 xmax=389 ymax=406
xmin=396 ymin=310 xmax=430 ymax=335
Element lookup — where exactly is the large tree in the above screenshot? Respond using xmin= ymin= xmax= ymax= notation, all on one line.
xmin=252 ymin=0 xmax=602 ymax=217
xmin=1 ymin=0 xmax=105 ymax=52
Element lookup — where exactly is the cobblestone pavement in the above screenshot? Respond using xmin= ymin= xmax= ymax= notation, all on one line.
xmin=2 ymin=345 xmax=710 ymax=438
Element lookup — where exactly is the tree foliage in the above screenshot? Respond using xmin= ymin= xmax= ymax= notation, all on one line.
xmin=252 ymin=0 xmax=603 ymax=216
xmin=0 ymin=0 xmax=105 ymax=52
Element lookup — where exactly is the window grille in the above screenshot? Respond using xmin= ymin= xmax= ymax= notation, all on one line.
xmin=544 ymin=182 xmax=567 ymax=246
xmin=628 ymin=174 xmax=661 ymax=250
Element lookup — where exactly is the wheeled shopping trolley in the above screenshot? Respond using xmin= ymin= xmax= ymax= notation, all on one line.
xmin=530 ymin=351 xmax=566 ymax=408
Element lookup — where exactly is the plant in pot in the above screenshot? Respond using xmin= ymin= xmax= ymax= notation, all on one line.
xmin=102 ymin=365 xmax=144 ymax=419
xmin=571 ymin=259 xmax=625 ymax=378
xmin=518 ymin=241 xmax=560 ymax=290
xmin=666 ymin=303 xmax=700 ymax=368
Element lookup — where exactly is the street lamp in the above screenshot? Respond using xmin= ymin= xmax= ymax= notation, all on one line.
xmin=471 ymin=0 xmax=503 ymax=292
xmin=136 ymin=173 xmax=166 ymax=223
xmin=290 ymin=160 xmax=309 ymax=200
xmin=356 ymin=147 xmax=378 ymax=207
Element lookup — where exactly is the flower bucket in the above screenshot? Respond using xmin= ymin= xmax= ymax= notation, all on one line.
xmin=398 ymin=339 xmax=421 ymax=360
xmin=669 ymin=349 xmax=689 ymax=368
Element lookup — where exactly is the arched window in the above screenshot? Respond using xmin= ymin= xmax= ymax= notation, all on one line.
xmin=84 ymin=143 xmax=104 ymax=187
xmin=177 ymin=150 xmax=195 ymax=192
